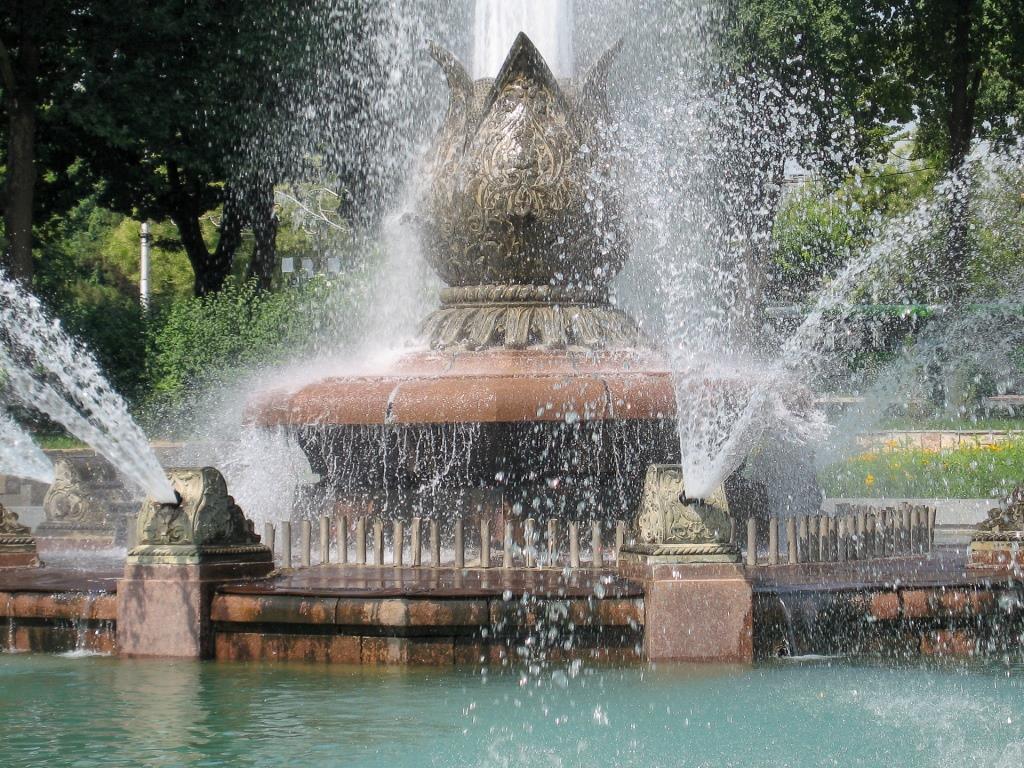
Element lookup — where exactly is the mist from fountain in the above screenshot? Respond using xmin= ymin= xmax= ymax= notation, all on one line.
xmin=0 ymin=271 xmax=177 ymax=503
xmin=0 ymin=410 xmax=54 ymax=485
xmin=472 ymin=0 xmax=575 ymax=78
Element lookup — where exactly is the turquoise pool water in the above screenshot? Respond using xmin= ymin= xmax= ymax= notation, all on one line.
xmin=1 ymin=654 xmax=1022 ymax=767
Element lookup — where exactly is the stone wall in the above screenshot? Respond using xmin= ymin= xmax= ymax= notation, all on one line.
xmin=857 ymin=429 xmax=1024 ymax=452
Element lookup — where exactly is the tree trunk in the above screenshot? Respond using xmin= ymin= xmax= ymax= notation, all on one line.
xmin=3 ymin=100 xmax=36 ymax=281
xmin=167 ymin=162 xmax=242 ymax=296
xmin=0 ymin=21 xmax=39 ymax=282
xmin=245 ymin=180 xmax=279 ymax=291
xmin=938 ymin=0 xmax=983 ymax=305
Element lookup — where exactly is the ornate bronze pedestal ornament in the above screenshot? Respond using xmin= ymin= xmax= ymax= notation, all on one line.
xmin=968 ymin=485 xmax=1024 ymax=570
xmin=619 ymin=464 xmax=741 ymax=563
xmin=37 ymin=456 xmax=135 ymax=545
xmin=0 ymin=501 xmax=39 ymax=567
xmin=129 ymin=467 xmax=269 ymax=566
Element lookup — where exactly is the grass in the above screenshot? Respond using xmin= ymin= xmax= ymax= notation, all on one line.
xmin=32 ymin=434 xmax=88 ymax=450
xmin=819 ymin=439 xmax=1024 ymax=499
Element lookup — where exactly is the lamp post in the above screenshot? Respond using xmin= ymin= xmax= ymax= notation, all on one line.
xmin=140 ymin=221 xmax=151 ymax=311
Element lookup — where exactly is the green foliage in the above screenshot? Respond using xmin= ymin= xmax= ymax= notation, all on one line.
xmin=883 ymin=0 xmax=1024 ymax=166
xmin=722 ymin=0 xmax=907 ymax=169
xmin=971 ymin=156 xmax=1024 ymax=296
xmin=145 ymin=269 xmax=371 ymax=420
xmin=819 ymin=439 xmax=1024 ymax=499
xmin=768 ymin=161 xmax=941 ymax=298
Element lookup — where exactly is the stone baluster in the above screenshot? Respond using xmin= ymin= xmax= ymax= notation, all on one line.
xmin=430 ymin=520 xmax=441 ymax=567
xmin=524 ymin=518 xmax=537 ymax=568
xmin=373 ymin=521 xmax=384 ymax=565
xmin=480 ymin=519 xmax=491 ymax=569
xmin=866 ymin=512 xmax=877 ymax=559
xmin=393 ymin=520 xmax=404 ymax=567
xmin=615 ymin=520 xmax=626 ymax=558
xmin=411 ymin=517 xmax=422 ymax=567
xmin=910 ymin=506 xmax=919 ymax=554
xmin=927 ymin=506 xmax=936 ymax=552
xmin=746 ymin=517 xmax=757 ymax=567
xmin=592 ymin=521 xmax=603 ymax=568
xmin=837 ymin=516 xmax=848 ymax=563
xmin=280 ymin=520 xmax=292 ymax=569
xmin=300 ymin=520 xmax=312 ymax=567
xmin=547 ymin=519 xmax=558 ymax=566
xmin=569 ymin=522 xmax=581 ymax=568
xmin=320 ymin=515 xmax=331 ymax=565
xmin=281 ymin=521 xmax=292 ymax=568
xmin=856 ymin=509 xmax=867 ymax=560
xmin=264 ymin=523 xmax=275 ymax=562
xmin=768 ymin=517 xmax=779 ymax=565
xmin=503 ymin=520 xmax=514 ymax=569
xmin=337 ymin=514 xmax=349 ymax=564
xmin=356 ymin=518 xmax=366 ymax=565
xmin=787 ymin=517 xmax=798 ymax=565
xmin=454 ymin=518 xmax=465 ymax=569
xmin=898 ymin=503 xmax=910 ymax=555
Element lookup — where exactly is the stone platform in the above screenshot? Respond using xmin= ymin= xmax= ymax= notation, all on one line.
xmin=1 ymin=554 xmax=1021 ymax=662
xmin=750 ymin=551 xmax=1024 ymax=658
xmin=212 ymin=566 xmax=644 ymax=665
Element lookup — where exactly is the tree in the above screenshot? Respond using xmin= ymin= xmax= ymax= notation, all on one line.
xmin=0 ymin=0 xmax=84 ymax=281
xmin=63 ymin=1 xmax=334 ymax=295
xmin=882 ymin=0 xmax=1024 ymax=300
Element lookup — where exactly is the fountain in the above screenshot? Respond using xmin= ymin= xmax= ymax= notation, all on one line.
xmin=251 ymin=33 xmax=750 ymax=563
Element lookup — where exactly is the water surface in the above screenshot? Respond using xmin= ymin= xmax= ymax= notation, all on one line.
xmin=1 ymin=654 xmax=1021 ymax=767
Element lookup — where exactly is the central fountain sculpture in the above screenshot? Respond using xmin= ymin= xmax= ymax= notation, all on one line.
xmin=252 ymin=34 xmax=742 ymax=560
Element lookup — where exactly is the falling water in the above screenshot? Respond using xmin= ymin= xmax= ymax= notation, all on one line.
xmin=0 ymin=410 xmax=54 ymax=484
xmin=472 ymin=0 xmax=575 ymax=78
xmin=0 ymin=272 xmax=176 ymax=503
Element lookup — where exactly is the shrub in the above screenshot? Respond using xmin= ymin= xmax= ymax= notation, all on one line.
xmin=145 ymin=271 xmax=370 ymax=423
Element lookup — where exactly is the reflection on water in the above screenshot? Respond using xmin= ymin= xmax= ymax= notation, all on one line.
xmin=1 ymin=656 xmax=1022 ymax=767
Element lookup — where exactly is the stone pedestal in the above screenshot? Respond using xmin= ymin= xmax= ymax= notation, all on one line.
xmin=614 ymin=465 xmax=752 ymax=662
xmin=116 ymin=467 xmax=272 ymax=659
xmin=0 ymin=502 xmax=39 ymax=568
xmin=621 ymin=561 xmax=754 ymax=662
xmin=118 ymin=553 xmax=271 ymax=658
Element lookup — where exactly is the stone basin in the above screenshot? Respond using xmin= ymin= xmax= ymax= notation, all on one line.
xmin=248 ymin=348 xmax=686 ymax=428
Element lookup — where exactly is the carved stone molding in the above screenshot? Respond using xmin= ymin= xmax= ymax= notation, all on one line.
xmin=621 ymin=464 xmax=740 ymax=564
